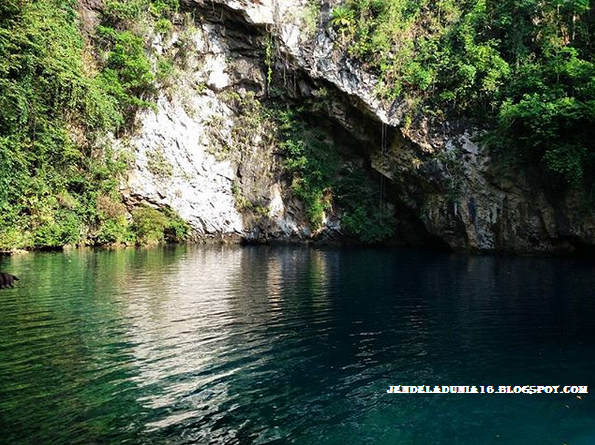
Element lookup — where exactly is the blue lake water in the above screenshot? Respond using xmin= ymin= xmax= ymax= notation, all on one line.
xmin=0 ymin=246 xmax=594 ymax=444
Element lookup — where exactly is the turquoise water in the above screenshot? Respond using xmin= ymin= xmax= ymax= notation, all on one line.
xmin=0 ymin=246 xmax=594 ymax=444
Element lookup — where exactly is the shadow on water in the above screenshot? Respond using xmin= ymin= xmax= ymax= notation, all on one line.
xmin=0 ymin=246 xmax=594 ymax=445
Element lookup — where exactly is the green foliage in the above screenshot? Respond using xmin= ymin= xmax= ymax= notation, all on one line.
xmin=156 ymin=57 xmax=175 ymax=85
xmin=95 ymin=217 xmax=134 ymax=245
xmin=300 ymin=0 xmax=321 ymax=36
xmin=0 ymin=0 xmax=185 ymax=250
xmin=335 ymin=168 xmax=395 ymax=243
xmin=330 ymin=5 xmax=356 ymax=40
xmin=155 ymin=17 xmax=173 ymax=35
xmin=276 ymin=108 xmax=339 ymax=230
xmin=0 ymin=225 xmax=31 ymax=251
xmin=96 ymin=27 xmax=156 ymax=119
xmin=494 ymin=48 xmax=595 ymax=183
xmin=336 ymin=0 xmax=595 ymax=184
xmin=206 ymin=92 xmax=277 ymax=161
xmin=94 ymin=194 xmax=134 ymax=245
xmin=0 ymin=0 xmax=120 ymax=249
xmin=149 ymin=0 xmax=179 ymax=17
xmin=146 ymin=148 xmax=174 ymax=178
xmin=132 ymin=207 xmax=169 ymax=244
xmin=264 ymin=34 xmax=276 ymax=89
xmin=132 ymin=206 xmax=189 ymax=245
xmin=164 ymin=208 xmax=190 ymax=242
xmin=104 ymin=0 xmax=145 ymax=23
xmin=274 ymin=107 xmax=395 ymax=242
xmin=103 ymin=0 xmax=179 ymax=26
xmin=33 ymin=211 xmax=83 ymax=248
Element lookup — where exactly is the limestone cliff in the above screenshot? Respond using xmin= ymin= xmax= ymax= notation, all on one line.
xmin=97 ymin=0 xmax=595 ymax=253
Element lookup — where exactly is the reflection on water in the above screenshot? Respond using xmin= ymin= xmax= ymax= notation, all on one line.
xmin=0 ymin=246 xmax=594 ymax=445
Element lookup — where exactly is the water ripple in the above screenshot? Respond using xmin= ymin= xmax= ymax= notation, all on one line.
xmin=1 ymin=246 xmax=595 ymax=444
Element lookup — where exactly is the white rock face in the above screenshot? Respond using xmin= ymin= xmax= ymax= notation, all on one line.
xmin=127 ymin=95 xmax=244 ymax=236
xmin=122 ymin=13 xmax=319 ymax=242
xmin=203 ymin=0 xmax=397 ymax=124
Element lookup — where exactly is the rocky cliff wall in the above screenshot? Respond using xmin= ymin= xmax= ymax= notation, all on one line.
xmin=104 ymin=0 xmax=595 ymax=253
xmin=119 ymin=4 xmax=322 ymax=243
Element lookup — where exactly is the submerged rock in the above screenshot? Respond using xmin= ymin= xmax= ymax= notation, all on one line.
xmin=0 ymin=273 xmax=19 ymax=289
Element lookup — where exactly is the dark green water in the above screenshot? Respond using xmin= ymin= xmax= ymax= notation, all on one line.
xmin=0 ymin=246 xmax=594 ymax=445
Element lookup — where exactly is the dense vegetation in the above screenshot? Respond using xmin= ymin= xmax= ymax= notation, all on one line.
xmin=277 ymin=108 xmax=395 ymax=242
xmin=208 ymin=91 xmax=396 ymax=243
xmin=5 ymin=0 xmax=592 ymax=249
xmin=331 ymin=0 xmax=595 ymax=184
xmin=0 ymin=0 xmax=187 ymax=250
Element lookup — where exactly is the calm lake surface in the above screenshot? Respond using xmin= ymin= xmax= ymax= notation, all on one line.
xmin=1 ymin=246 xmax=594 ymax=444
